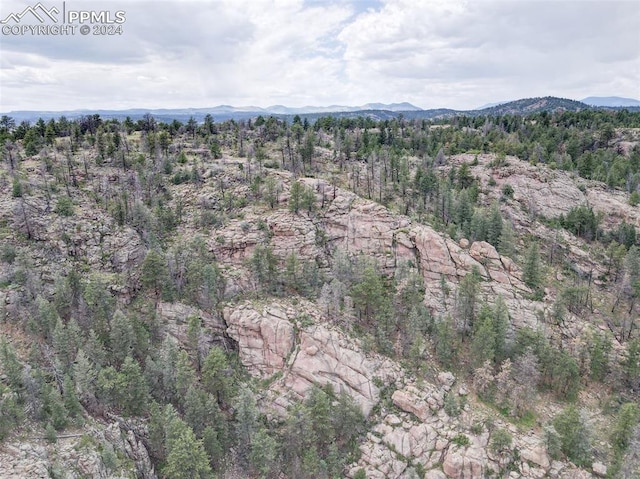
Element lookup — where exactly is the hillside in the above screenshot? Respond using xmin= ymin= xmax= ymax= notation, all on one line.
xmin=0 ymin=109 xmax=639 ymax=479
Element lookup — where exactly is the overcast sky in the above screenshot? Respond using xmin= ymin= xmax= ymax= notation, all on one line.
xmin=0 ymin=0 xmax=639 ymax=112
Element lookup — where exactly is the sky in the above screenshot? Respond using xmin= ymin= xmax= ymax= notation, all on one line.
xmin=0 ymin=0 xmax=639 ymax=112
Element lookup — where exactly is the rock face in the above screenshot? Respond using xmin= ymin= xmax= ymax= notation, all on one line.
xmin=225 ymin=303 xmax=296 ymax=376
xmin=208 ymin=210 xmax=322 ymax=266
xmin=224 ymin=300 xmax=399 ymax=415
xmin=212 ymin=175 xmax=599 ymax=479
xmin=0 ymin=421 xmax=154 ymax=479
xmin=454 ymin=153 xmax=640 ymax=231
xmin=348 ymin=379 xmax=587 ymax=479
xmin=157 ymin=301 xmax=226 ymax=348
xmin=288 ymin=178 xmax=541 ymax=331
xmin=442 ymin=444 xmax=486 ymax=479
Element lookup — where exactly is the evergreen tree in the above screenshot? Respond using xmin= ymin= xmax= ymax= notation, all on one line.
xmin=456 ymin=267 xmax=481 ymax=336
xmin=202 ymin=347 xmax=235 ymax=406
xmin=493 ymin=296 xmax=510 ymax=362
xmin=289 ymin=181 xmax=303 ymax=213
xmin=109 ymin=310 xmax=135 ymax=365
xmin=62 ymin=374 xmax=83 ymax=421
xmin=350 ymin=264 xmax=392 ymax=326
xmin=0 ymin=384 xmax=23 ymax=441
xmin=73 ymin=349 xmax=97 ymax=404
xmin=487 ymin=203 xmax=503 ymax=247
xmin=164 ymin=417 xmax=213 ymax=479
xmin=523 ymin=242 xmax=542 ymax=292
xmin=552 ymin=406 xmax=591 ymax=467
xmin=588 ymin=332 xmax=611 ymax=382
xmin=498 ymin=220 xmax=516 ymax=257
xmin=235 ymin=386 xmax=258 ymax=464
xmin=434 ymin=315 xmax=458 ymax=367
xmin=141 ymin=249 xmax=170 ymax=301
xmin=250 ymin=245 xmax=279 ymax=293
xmin=175 ymin=350 xmax=196 ymax=401
xmin=249 ymin=427 xmax=279 ymax=478
xmin=611 ymin=403 xmax=639 ymax=455
xmin=471 ymin=305 xmax=497 ymax=366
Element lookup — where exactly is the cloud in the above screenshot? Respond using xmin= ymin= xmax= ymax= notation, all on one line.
xmin=0 ymin=0 xmax=638 ymax=112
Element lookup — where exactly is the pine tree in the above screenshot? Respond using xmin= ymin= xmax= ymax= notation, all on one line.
xmin=175 ymin=350 xmax=195 ymax=401
xmin=202 ymin=347 xmax=234 ymax=406
xmin=434 ymin=315 xmax=458 ymax=367
xmin=62 ymin=374 xmax=83 ymax=421
xmin=523 ymin=242 xmax=542 ymax=292
xmin=588 ymin=332 xmax=611 ymax=382
xmin=622 ymin=338 xmax=640 ymax=388
xmin=487 ymin=203 xmax=503 ymax=247
xmin=306 ymin=386 xmax=334 ymax=454
xmin=164 ymin=418 xmax=213 ymax=479
xmin=552 ymin=406 xmax=591 ymax=467
xmin=73 ymin=349 xmax=97 ymax=403
xmin=611 ymin=403 xmax=639 ymax=455
xmin=186 ymin=315 xmax=202 ymax=369
xmin=82 ymin=274 xmax=115 ymax=338
xmin=0 ymin=384 xmax=23 ymax=441
xmin=456 ymin=267 xmax=481 ymax=336
xmin=493 ymin=296 xmax=510 ymax=362
xmin=289 ymin=181 xmax=303 ymax=213
xmin=109 ymin=310 xmax=135 ymax=366
xmin=100 ymin=356 xmax=149 ymax=416
xmin=147 ymin=402 xmax=168 ymax=462
xmin=471 ymin=305 xmax=496 ymax=366
xmin=234 ymin=386 xmax=259 ymax=464
xmin=141 ymin=249 xmax=170 ymax=301
xmin=498 ymin=220 xmax=516 ymax=257
xmin=249 ymin=427 xmax=279 ymax=478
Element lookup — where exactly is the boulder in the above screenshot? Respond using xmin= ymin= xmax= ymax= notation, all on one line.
xmin=442 ymin=445 xmax=485 ymax=479
xmin=392 ymin=388 xmax=431 ymax=421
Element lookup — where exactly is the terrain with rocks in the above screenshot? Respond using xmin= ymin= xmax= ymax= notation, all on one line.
xmin=0 ymin=110 xmax=639 ymax=478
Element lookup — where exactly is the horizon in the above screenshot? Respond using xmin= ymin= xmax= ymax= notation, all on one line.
xmin=3 ymin=95 xmax=640 ymax=117
xmin=1 ymin=0 xmax=639 ymax=112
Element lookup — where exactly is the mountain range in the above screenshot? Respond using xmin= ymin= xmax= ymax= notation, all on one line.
xmin=581 ymin=96 xmax=640 ymax=107
xmin=3 ymin=96 xmax=639 ymax=123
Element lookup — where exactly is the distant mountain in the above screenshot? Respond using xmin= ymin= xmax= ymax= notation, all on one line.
xmin=475 ymin=97 xmax=589 ymax=115
xmin=264 ymin=102 xmax=422 ymax=114
xmin=475 ymin=101 xmax=510 ymax=110
xmin=5 ymin=97 xmax=633 ymax=124
xmin=2 ymin=102 xmax=422 ymax=123
xmin=361 ymin=102 xmax=422 ymax=112
xmin=581 ymin=96 xmax=640 ymax=107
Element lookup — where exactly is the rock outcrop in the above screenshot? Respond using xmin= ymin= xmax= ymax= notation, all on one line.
xmin=0 ymin=421 xmax=154 ymax=479
xmin=348 ymin=380 xmax=588 ymax=479
xmin=224 ymin=300 xmax=400 ymax=415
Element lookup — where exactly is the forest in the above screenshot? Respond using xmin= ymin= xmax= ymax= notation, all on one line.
xmin=0 ymin=107 xmax=639 ymax=478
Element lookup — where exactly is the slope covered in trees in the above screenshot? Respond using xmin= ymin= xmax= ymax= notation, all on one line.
xmin=0 ymin=108 xmax=639 ymax=478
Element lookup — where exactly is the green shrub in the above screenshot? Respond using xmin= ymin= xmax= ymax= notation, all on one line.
xmin=11 ymin=178 xmax=22 ymax=198
xmin=451 ymin=434 xmax=470 ymax=447
xmin=54 ymin=196 xmax=74 ymax=217
xmin=353 ymin=469 xmax=367 ymax=479
xmin=501 ymin=184 xmax=514 ymax=199
xmin=490 ymin=428 xmax=512 ymax=453
xmin=45 ymin=423 xmax=57 ymax=443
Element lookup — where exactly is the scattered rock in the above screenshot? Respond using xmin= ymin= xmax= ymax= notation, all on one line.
xmin=592 ymin=462 xmax=607 ymax=477
xmin=438 ymin=372 xmax=456 ymax=390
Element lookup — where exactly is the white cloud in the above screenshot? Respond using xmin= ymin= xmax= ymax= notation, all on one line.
xmin=0 ymin=0 xmax=638 ymax=111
